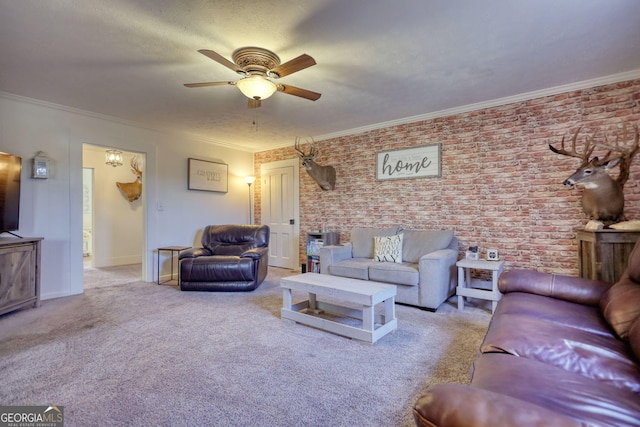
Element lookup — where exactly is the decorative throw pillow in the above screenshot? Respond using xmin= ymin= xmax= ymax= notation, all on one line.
xmin=599 ymin=273 xmax=640 ymax=339
xmin=374 ymin=233 xmax=403 ymax=263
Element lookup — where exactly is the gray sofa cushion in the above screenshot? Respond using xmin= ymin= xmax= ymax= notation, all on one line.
xmin=369 ymin=262 xmax=419 ymax=286
xmin=402 ymin=230 xmax=454 ymax=263
xmin=351 ymin=226 xmax=402 ymax=259
xmin=329 ymin=258 xmax=371 ymax=280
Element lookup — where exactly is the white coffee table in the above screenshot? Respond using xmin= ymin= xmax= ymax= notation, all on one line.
xmin=281 ymin=273 xmax=397 ymax=343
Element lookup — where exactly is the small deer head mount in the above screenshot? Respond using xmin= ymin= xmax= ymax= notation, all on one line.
xmin=549 ymin=124 xmax=639 ymax=223
xmin=116 ymin=156 xmax=143 ymax=202
xmin=294 ymin=137 xmax=336 ymax=191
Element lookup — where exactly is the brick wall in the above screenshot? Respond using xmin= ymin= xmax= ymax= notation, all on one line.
xmin=254 ymin=79 xmax=640 ymax=275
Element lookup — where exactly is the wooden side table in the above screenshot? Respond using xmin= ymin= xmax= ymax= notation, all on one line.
xmin=576 ymin=229 xmax=640 ymax=283
xmin=157 ymin=246 xmax=191 ymax=285
xmin=456 ymin=258 xmax=505 ymax=314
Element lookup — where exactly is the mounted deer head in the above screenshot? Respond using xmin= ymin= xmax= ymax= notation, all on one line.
xmin=116 ymin=156 xmax=143 ymax=202
xmin=294 ymin=137 xmax=336 ymax=191
xmin=549 ymin=125 xmax=639 ymax=223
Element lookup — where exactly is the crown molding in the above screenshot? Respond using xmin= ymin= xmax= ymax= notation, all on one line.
xmin=313 ymin=69 xmax=640 ymax=143
xmin=0 ymin=91 xmax=252 ymax=152
xmin=4 ymin=67 xmax=640 ymax=153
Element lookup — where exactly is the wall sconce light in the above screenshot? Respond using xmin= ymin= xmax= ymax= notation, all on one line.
xmin=32 ymin=151 xmax=49 ymax=179
xmin=105 ymin=149 xmax=123 ymax=167
xmin=246 ymin=176 xmax=256 ymax=224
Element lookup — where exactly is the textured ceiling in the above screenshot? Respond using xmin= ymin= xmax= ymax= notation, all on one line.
xmin=1 ymin=0 xmax=639 ymax=152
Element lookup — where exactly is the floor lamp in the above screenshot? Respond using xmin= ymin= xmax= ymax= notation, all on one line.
xmin=246 ymin=176 xmax=255 ymax=224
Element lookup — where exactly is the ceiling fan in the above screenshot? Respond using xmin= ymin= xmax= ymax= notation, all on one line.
xmin=184 ymin=47 xmax=321 ymax=108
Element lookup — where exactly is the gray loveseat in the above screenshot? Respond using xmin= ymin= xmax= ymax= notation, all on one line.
xmin=320 ymin=226 xmax=458 ymax=310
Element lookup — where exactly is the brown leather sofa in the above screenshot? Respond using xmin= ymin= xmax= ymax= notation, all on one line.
xmin=413 ymin=239 xmax=640 ymax=426
xmin=179 ymin=224 xmax=270 ymax=292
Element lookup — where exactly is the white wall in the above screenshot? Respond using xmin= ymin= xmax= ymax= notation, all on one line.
xmin=0 ymin=93 xmax=254 ymax=300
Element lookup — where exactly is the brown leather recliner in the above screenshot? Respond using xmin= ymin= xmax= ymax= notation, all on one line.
xmin=179 ymin=224 xmax=270 ymax=292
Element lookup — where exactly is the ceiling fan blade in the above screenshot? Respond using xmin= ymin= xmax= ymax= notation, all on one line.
xmin=184 ymin=81 xmax=235 ymax=88
xmin=269 ymin=54 xmax=316 ymax=78
xmin=277 ymin=84 xmax=321 ymax=101
xmin=197 ymin=49 xmax=247 ymax=76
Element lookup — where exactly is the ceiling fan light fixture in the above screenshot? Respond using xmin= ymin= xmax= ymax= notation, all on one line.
xmin=236 ymin=75 xmax=277 ymax=100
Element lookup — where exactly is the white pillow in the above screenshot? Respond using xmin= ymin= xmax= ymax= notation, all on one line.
xmin=374 ymin=233 xmax=403 ymax=263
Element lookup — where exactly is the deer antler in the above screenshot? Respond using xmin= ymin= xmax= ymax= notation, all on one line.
xmin=130 ymin=156 xmax=142 ymax=177
xmin=548 ymin=127 xmax=599 ymax=166
xmin=307 ymin=138 xmax=318 ymax=159
xmin=595 ymin=124 xmax=640 ymax=186
xmin=294 ymin=137 xmax=304 ymax=156
xmin=294 ymin=137 xmax=318 ymax=158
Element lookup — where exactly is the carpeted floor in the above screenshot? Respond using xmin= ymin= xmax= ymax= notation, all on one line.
xmin=0 ymin=265 xmax=490 ymax=427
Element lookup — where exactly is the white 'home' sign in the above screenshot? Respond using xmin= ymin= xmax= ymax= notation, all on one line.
xmin=376 ymin=143 xmax=441 ymax=181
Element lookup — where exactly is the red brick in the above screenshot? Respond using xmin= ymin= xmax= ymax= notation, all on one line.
xmin=254 ymin=79 xmax=640 ymax=276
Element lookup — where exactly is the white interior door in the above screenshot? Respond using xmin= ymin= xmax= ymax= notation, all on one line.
xmin=261 ymin=159 xmax=299 ymax=269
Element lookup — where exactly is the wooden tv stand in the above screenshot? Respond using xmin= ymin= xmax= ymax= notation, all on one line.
xmin=0 ymin=237 xmax=43 ymax=316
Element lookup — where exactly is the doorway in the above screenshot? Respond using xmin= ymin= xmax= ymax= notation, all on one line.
xmin=82 ymin=145 xmax=145 ymax=286
xmin=261 ymin=159 xmax=300 ymax=270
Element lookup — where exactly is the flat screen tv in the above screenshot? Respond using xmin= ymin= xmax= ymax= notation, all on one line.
xmin=0 ymin=152 xmax=22 ymax=233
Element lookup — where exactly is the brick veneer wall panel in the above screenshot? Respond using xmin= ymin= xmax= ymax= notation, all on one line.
xmin=254 ymin=79 xmax=640 ymax=276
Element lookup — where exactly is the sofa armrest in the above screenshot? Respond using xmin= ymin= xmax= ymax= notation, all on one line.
xmin=320 ymin=243 xmax=353 ymax=274
xmin=415 ymin=248 xmax=458 ymax=309
xmin=241 ymin=247 xmax=269 ymax=260
xmin=413 ymin=384 xmax=580 ymax=427
xmin=178 ymin=247 xmax=211 ymax=259
xmin=498 ymin=269 xmax=612 ymax=306
xmin=419 ymin=248 xmax=458 ymax=282
xmin=421 ymin=248 xmax=458 ymax=262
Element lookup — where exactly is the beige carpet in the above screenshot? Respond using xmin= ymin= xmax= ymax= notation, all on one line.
xmin=0 ymin=265 xmax=490 ymax=427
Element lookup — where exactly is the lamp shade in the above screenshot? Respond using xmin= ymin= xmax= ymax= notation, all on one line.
xmin=236 ymin=75 xmax=277 ymax=100
xmin=105 ymin=149 xmax=123 ymax=167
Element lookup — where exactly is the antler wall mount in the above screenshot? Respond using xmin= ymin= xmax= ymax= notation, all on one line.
xmin=549 ymin=124 xmax=639 ymax=224
xmin=116 ymin=156 xmax=143 ymax=203
xmin=184 ymin=47 xmax=321 ymax=108
xmin=294 ymin=137 xmax=336 ymax=191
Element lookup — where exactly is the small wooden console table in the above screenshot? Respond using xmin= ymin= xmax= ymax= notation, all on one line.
xmin=577 ymin=229 xmax=640 ymax=284
xmin=0 ymin=237 xmax=43 ymax=316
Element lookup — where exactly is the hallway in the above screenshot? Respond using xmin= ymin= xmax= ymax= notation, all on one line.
xmin=83 ymin=263 xmax=142 ymax=289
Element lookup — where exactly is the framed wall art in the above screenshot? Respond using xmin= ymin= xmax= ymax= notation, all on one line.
xmin=188 ymin=158 xmax=228 ymax=193
xmin=376 ymin=143 xmax=441 ymax=181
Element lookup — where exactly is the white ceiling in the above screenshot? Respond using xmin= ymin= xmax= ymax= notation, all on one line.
xmin=1 ymin=0 xmax=639 ymax=152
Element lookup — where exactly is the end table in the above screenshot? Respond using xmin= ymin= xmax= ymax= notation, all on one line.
xmin=157 ymin=246 xmax=191 ymax=285
xmin=456 ymin=258 xmax=505 ymax=314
